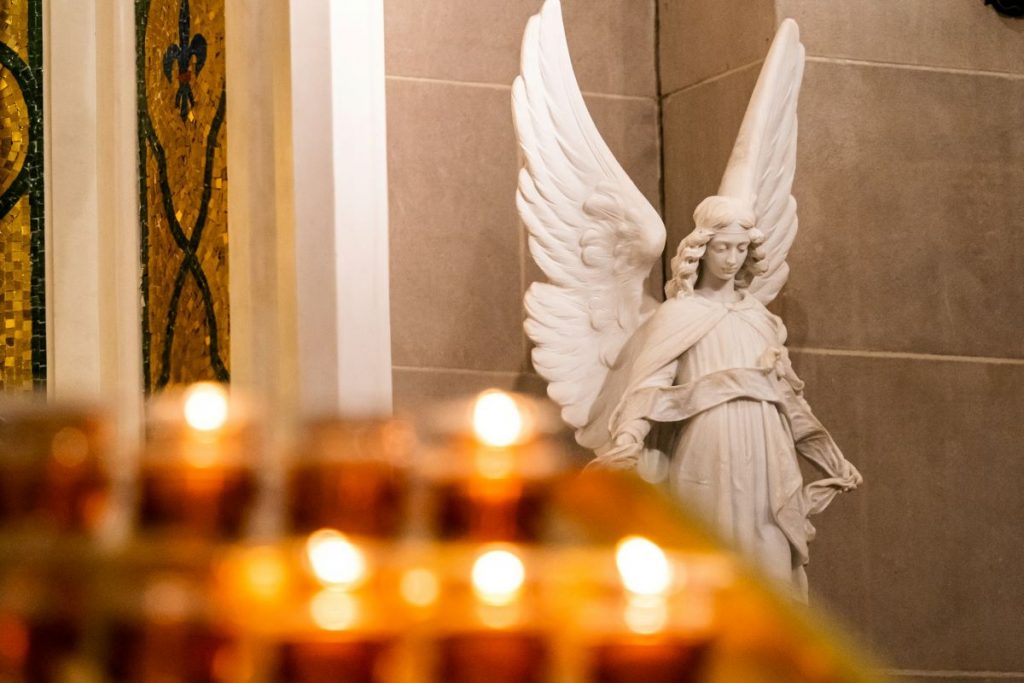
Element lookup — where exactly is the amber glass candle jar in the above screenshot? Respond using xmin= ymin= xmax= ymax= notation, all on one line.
xmin=98 ymin=571 xmax=241 ymax=683
xmin=0 ymin=563 xmax=92 ymax=683
xmin=138 ymin=383 xmax=257 ymax=540
xmin=0 ymin=403 xmax=110 ymax=534
xmin=419 ymin=390 xmax=565 ymax=544
xmin=286 ymin=418 xmax=414 ymax=538
xmin=431 ymin=544 xmax=552 ymax=683
xmin=582 ymin=538 xmax=721 ymax=683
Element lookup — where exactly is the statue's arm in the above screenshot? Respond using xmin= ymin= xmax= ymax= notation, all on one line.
xmin=768 ymin=315 xmax=863 ymax=513
xmin=589 ymin=357 xmax=679 ymax=470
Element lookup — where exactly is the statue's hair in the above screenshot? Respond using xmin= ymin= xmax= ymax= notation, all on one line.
xmin=664 ymin=195 xmax=767 ymax=298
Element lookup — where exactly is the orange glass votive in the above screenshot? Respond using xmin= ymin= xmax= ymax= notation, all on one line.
xmin=103 ymin=619 xmax=238 ymax=683
xmin=275 ymin=637 xmax=395 ymax=683
xmin=287 ymin=419 xmax=412 ymax=537
xmin=418 ymin=390 xmax=567 ymax=543
xmin=0 ymin=405 xmax=109 ymax=533
xmin=0 ymin=562 xmax=92 ymax=683
xmin=138 ymin=463 xmax=256 ymax=539
xmin=0 ymin=611 xmax=81 ymax=683
xmin=138 ymin=384 xmax=258 ymax=540
xmin=437 ymin=631 xmax=550 ymax=683
xmin=588 ymin=636 xmax=711 ymax=683
xmin=431 ymin=475 xmax=550 ymax=542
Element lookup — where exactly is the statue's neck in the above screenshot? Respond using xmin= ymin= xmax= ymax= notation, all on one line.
xmin=695 ymin=275 xmax=741 ymax=303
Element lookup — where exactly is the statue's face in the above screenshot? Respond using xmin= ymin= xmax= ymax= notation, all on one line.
xmin=702 ymin=227 xmax=750 ymax=284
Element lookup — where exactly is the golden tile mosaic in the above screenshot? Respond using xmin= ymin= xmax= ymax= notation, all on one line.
xmin=137 ymin=0 xmax=229 ymax=391
xmin=0 ymin=0 xmax=43 ymax=391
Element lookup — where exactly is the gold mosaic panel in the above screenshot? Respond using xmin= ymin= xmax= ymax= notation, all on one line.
xmin=0 ymin=195 xmax=32 ymax=388
xmin=0 ymin=63 xmax=28 ymax=197
xmin=138 ymin=0 xmax=229 ymax=391
xmin=0 ymin=0 xmax=41 ymax=392
xmin=0 ymin=3 xmax=28 ymax=62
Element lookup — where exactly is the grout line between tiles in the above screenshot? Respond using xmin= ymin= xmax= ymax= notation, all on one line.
xmin=659 ymin=53 xmax=1024 ymax=106
xmin=661 ymin=59 xmax=763 ymax=102
xmin=652 ymin=0 xmax=666 ymax=221
xmin=385 ymin=74 xmax=655 ymax=103
xmin=806 ymin=55 xmax=1024 ymax=81
xmin=790 ymin=347 xmax=1024 ymax=366
xmin=886 ymin=669 xmax=1024 ymax=679
xmin=386 ymin=74 xmax=512 ymax=92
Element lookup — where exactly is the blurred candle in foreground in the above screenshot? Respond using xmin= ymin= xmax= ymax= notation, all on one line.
xmin=472 ymin=390 xmax=525 ymax=448
xmin=305 ymin=529 xmax=368 ymax=589
xmin=437 ymin=545 xmax=549 ymax=683
xmin=99 ymin=572 xmax=241 ymax=683
xmin=588 ymin=537 xmax=710 ymax=683
xmin=471 ymin=548 xmax=525 ymax=606
xmin=273 ymin=590 xmax=390 ymax=683
xmin=425 ymin=390 xmax=563 ymax=543
xmin=137 ymin=383 xmax=257 ymax=540
xmin=0 ymin=403 xmax=109 ymax=534
xmin=287 ymin=419 xmax=413 ymax=538
xmin=269 ymin=529 xmax=396 ymax=683
xmin=616 ymin=536 xmax=674 ymax=596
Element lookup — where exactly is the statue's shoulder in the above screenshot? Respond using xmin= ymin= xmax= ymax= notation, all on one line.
xmin=632 ymin=294 xmax=725 ymax=352
xmin=652 ymin=293 xmax=717 ymax=321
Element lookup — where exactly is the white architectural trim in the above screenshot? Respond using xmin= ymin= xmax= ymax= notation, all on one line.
xmin=289 ymin=0 xmax=393 ymax=418
xmin=225 ymin=0 xmax=299 ymax=424
xmin=47 ymin=0 xmax=102 ymax=400
xmin=46 ymin=0 xmax=143 ymax=435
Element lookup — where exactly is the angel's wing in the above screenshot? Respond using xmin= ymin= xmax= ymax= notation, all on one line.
xmin=719 ymin=19 xmax=805 ymax=306
xmin=512 ymin=0 xmax=664 ymax=431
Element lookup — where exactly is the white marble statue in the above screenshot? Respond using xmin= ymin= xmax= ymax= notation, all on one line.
xmin=512 ymin=0 xmax=861 ymax=599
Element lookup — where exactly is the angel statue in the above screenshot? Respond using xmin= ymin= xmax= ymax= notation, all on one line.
xmin=512 ymin=0 xmax=862 ymax=599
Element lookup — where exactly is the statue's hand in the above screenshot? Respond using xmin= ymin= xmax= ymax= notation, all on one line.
xmin=584 ymin=430 xmax=645 ymax=472
xmin=614 ymin=433 xmax=640 ymax=448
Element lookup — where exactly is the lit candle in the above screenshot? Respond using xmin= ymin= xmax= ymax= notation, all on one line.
xmin=437 ymin=545 xmax=550 ymax=683
xmin=587 ymin=537 xmax=712 ymax=683
xmin=137 ymin=383 xmax=257 ymax=540
xmin=425 ymin=390 xmax=563 ymax=543
xmin=287 ymin=419 xmax=412 ymax=537
xmin=272 ymin=529 xmax=397 ymax=683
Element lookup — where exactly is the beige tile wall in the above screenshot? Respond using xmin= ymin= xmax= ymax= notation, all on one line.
xmin=384 ymin=0 xmax=659 ymax=413
xmin=387 ymin=0 xmax=1024 ymax=674
xmin=662 ymin=0 xmax=1024 ymax=677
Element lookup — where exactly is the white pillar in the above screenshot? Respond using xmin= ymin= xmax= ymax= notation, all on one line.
xmin=47 ymin=0 xmax=143 ymax=431
xmin=288 ymin=0 xmax=392 ymax=418
xmin=225 ymin=0 xmax=299 ymax=420
xmin=48 ymin=0 xmax=102 ymax=400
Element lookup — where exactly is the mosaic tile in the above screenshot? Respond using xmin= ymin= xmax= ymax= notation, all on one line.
xmin=136 ymin=0 xmax=229 ymax=392
xmin=0 ymin=0 xmax=44 ymax=391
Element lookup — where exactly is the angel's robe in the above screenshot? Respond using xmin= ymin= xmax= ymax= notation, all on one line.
xmin=585 ymin=292 xmax=861 ymax=600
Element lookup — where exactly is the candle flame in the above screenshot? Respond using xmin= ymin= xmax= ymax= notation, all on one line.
xmin=183 ymin=382 xmax=230 ymax=432
xmin=616 ymin=536 xmax=673 ymax=596
xmin=305 ymin=529 xmax=368 ymax=588
xmin=471 ymin=547 xmax=525 ymax=606
xmin=472 ymin=390 xmax=524 ymax=447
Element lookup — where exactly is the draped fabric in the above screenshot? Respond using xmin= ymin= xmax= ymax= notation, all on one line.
xmin=593 ymin=292 xmax=861 ymax=600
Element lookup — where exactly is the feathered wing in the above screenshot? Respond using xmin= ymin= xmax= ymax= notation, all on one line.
xmin=512 ymin=0 xmax=665 ymax=432
xmin=719 ymin=19 xmax=805 ymax=305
